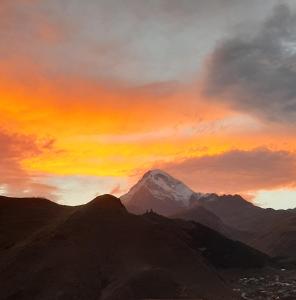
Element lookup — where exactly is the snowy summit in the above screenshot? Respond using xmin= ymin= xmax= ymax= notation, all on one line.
xmin=121 ymin=169 xmax=205 ymax=207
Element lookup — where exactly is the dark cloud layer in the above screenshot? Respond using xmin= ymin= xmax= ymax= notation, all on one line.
xmin=204 ymin=4 xmax=296 ymax=123
xmin=159 ymin=148 xmax=296 ymax=194
xmin=0 ymin=0 xmax=282 ymax=85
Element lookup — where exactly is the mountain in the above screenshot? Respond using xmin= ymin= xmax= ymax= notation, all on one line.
xmin=121 ymin=169 xmax=206 ymax=216
xmin=197 ymin=194 xmax=296 ymax=259
xmin=252 ymin=211 xmax=296 ymax=261
xmin=121 ymin=170 xmax=248 ymax=240
xmin=0 ymin=195 xmax=267 ymax=300
xmin=172 ymin=202 xmax=253 ymax=244
xmin=175 ymin=193 xmax=296 ymax=261
xmin=198 ymin=194 xmax=264 ymax=232
xmin=0 ymin=196 xmax=75 ymax=250
xmin=121 ymin=171 xmax=296 ymax=261
xmin=173 ymin=203 xmax=227 ymax=234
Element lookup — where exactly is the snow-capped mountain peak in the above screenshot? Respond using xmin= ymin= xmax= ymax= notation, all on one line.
xmin=122 ymin=169 xmax=204 ymax=206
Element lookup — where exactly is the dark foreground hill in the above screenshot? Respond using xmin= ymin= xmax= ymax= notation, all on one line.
xmin=0 ymin=195 xmax=267 ymax=300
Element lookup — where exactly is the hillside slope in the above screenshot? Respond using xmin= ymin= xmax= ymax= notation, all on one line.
xmin=0 ymin=195 xmax=268 ymax=300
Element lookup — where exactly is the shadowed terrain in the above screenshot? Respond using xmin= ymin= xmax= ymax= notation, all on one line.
xmin=0 ymin=195 xmax=268 ymax=300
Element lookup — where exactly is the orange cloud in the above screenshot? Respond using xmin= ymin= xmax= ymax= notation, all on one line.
xmin=0 ymin=128 xmax=58 ymax=199
xmin=155 ymin=148 xmax=296 ymax=195
xmin=1 ymin=61 xmax=295 ymax=182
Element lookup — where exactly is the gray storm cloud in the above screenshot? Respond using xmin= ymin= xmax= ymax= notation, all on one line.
xmin=0 ymin=0 xmax=285 ymax=85
xmin=203 ymin=4 xmax=296 ymax=123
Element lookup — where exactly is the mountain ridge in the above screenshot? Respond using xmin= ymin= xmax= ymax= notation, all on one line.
xmin=0 ymin=194 xmax=268 ymax=300
xmin=120 ymin=169 xmax=296 ymax=261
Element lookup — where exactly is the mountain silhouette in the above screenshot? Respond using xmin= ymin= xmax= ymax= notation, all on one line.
xmin=0 ymin=195 xmax=267 ymax=300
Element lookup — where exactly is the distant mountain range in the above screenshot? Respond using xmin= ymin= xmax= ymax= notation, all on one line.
xmin=0 ymin=194 xmax=266 ymax=300
xmin=121 ymin=170 xmax=296 ymax=261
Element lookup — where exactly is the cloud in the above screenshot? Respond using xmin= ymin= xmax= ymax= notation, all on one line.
xmin=203 ymin=4 xmax=296 ymax=124
xmin=0 ymin=129 xmax=58 ymax=200
xmin=157 ymin=148 xmax=296 ymax=194
xmin=42 ymin=175 xmax=128 ymax=205
xmin=0 ymin=0 xmax=283 ymax=85
xmin=110 ymin=184 xmax=126 ymax=196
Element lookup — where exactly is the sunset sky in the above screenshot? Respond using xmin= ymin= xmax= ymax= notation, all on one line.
xmin=1 ymin=0 xmax=296 ymax=208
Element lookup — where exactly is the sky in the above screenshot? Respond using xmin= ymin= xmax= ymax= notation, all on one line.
xmin=1 ymin=0 xmax=296 ymax=208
